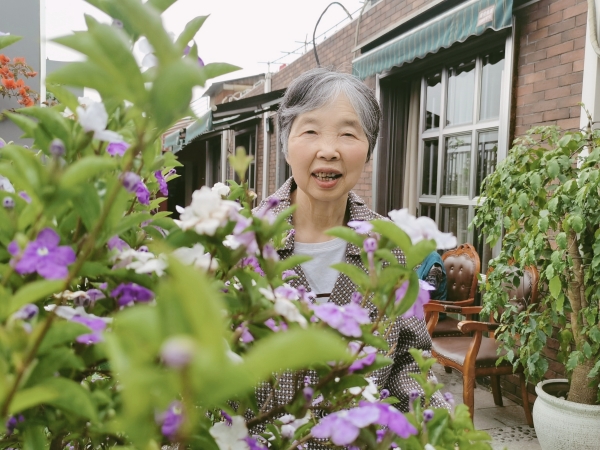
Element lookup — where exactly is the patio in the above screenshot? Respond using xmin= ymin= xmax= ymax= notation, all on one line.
xmin=432 ymin=363 xmax=541 ymax=450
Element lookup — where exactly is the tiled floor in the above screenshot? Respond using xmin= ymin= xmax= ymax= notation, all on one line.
xmin=432 ymin=364 xmax=541 ymax=450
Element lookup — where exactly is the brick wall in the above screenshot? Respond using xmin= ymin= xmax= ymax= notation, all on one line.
xmin=513 ymin=0 xmax=587 ymax=138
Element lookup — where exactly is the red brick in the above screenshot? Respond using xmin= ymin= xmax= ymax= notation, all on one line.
xmin=546 ymin=40 xmax=575 ymax=57
xmin=533 ymin=77 xmax=559 ymax=92
xmin=548 ymin=17 xmax=576 ymax=35
xmin=556 ymin=94 xmax=582 ymax=108
xmin=535 ymin=33 xmax=563 ymax=50
xmin=526 ymin=49 xmax=548 ymax=63
xmin=560 ymin=48 xmax=585 ymax=63
xmin=557 ymin=117 xmax=581 ymax=129
xmin=575 ymin=12 xmax=587 ymax=26
xmin=519 ymin=63 xmax=535 ymax=75
xmin=520 ymin=43 xmax=537 ymax=55
xmin=571 ymin=82 xmax=583 ymax=94
xmin=561 ymin=26 xmax=586 ymax=42
xmin=524 ymin=71 xmax=546 ymax=84
xmin=528 ymin=27 xmax=549 ymax=44
xmin=522 ymin=113 xmax=544 ymax=125
xmin=558 ymin=72 xmax=583 ymax=86
xmin=570 ymin=105 xmax=582 ymax=117
xmin=517 ymin=83 xmax=534 ymax=96
xmin=563 ymin=2 xmax=587 ymax=19
xmin=573 ymin=36 xmax=586 ymax=49
xmin=546 ymin=86 xmax=571 ymax=99
xmin=534 ymin=55 xmax=561 ymax=71
xmin=517 ymin=91 xmax=545 ymax=106
xmin=538 ymin=11 xmax=564 ymax=28
xmin=546 ymin=63 xmax=572 ymax=79
xmin=573 ymin=59 xmax=585 ymax=71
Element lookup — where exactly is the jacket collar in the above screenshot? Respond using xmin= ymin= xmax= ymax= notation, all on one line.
xmin=262 ymin=177 xmax=369 ymax=256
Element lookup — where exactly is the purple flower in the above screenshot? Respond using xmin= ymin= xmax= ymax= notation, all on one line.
xmin=12 ymin=303 xmax=39 ymax=320
xmin=3 ymin=197 xmax=14 ymax=209
xmin=121 ymin=172 xmax=141 ymax=192
xmin=19 ymin=191 xmax=31 ymax=203
xmin=241 ymin=256 xmax=265 ymax=276
xmin=237 ymin=324 xmax=254 ymax=343
xmin=71 ymin=314 xmax=107 ymax=345
xmin=312 ymin=302 xmax=370 ymax=337
xmin=157 ymin=401 xmax=183 ymax=441
xmin=444 ymin=391 xmax=454 ymax=405
xmin=348 ymin=220 xmax=373 ymax=234
xmin=50 ymin=138 xmax=65 ymax=157
xmin=264 ymin=318 xmax=287 ymax=332
xmin=303 ymin=386 xmax=314 ymax=402
xmin=359 ymin=401 xmax=418 ymax=438
xmin=221 ymin=410 xmax=232 ymax=425
xmin=282 ymin=269 xmax=296 ymax=280
xmin=86 ymin=289 xmax=105 ymax=303
xmin=107 ymin=235 xmax=130 ymax=251
xmin=10 ymin=228 xmax=76 ymax=279
xmin=256 ymin=197 xmax=280 ymax=219
xmin=380 ymin=389 xmax=390 ymax=399
xmin=423 ymin=409 xmax=434 ymax=422
xmin=244 ymin=437 xmax=267 ymax=450
xmin=135 ymin=181 xmax=150 ymax=205
xmin=111 ymin=282 xmax=154 ymax=307
xmin=348 ymin=352 xmax=376 ymax=373
xmin=5 ymin=414 xmax=24 ymax=435
xmin=363 ymin=238 xmax=378 ymax=253
xmin=161 ymin=336 xmax=195 ymax=368
xmin=409 ymin=390 xmax=420 ymax=401
xmin=351 ymin=291 xmax=363 ymax=304
xmin=107 ymin=141 xmax=129 ymax=156
xmin=312 ymin=407 xmax=380 ymax=446
xmin=262 ymin=243 xmax=279 ymax=261
xmin=155 ymin=170 xmax=168 ymax=196
xmin=395 ymin=280 xmax=435 ymax=320
xmin=183 ymin=46 xmax=205 ymax=67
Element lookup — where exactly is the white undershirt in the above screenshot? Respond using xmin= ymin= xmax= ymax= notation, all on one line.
xmin=294 ymin=238 xmax=346 ymax=303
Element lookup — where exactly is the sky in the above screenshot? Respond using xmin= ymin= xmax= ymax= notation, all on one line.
xmin=46 ymin=0 xmax=366 ymax=99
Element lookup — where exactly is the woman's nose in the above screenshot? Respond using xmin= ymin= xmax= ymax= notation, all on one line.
xmin=316 ymin=137 xmax=340 ymax=160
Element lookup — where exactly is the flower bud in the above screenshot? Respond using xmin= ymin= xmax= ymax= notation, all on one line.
xmin=160 ymin=336 xmax=195 ymax=368
xmin=363 ymin=237 xmax=377 ymax=254
xmin=3 ymin=197 xmax=14 ymax=209
xmin=423 ymin=409 xmax=434 ymax=422
xmin=121 ymin=172 xmax=141 ymax=192
xmin=49 ymin=138 xmax=65 ymax=157
xmin=380 ymin=388 xmax=390 ymax=399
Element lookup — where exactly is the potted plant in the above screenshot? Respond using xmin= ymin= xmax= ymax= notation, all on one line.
xmin=473 ymin=122 xmax=600 ymax=449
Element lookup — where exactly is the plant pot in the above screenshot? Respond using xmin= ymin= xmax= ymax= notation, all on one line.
xmin=533 ymin=379 xmax=600 ymax=450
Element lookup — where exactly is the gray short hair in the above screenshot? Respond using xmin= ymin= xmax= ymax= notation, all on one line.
xmin=278 ymin=68 xmax=381 ymax=162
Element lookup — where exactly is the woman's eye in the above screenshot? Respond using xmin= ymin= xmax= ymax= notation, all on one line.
xmin=343 ymin=133 xmax=355 ymax=137
xmin=304 ymin=130 xmax=316 ymax=135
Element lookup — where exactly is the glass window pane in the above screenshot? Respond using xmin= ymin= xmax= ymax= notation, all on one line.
xmin=480 ymin=49 xmax=505 ymax=121
xmin=443 ymin=134 xmax=471 ymax=196
xmin=441 ymin=206 xmax=469 ymax=245
xmin=473 ymin=224 xmax=492 ymax=274
xmin=446 ymin=60 xmax=475 ymax=126
xmin=421 ymin=140 xmax=438 ymax=195
xmin=419 ymin=204 xmax=436 ymax=221
xmin=476 ymin=130 xmax=498 ymax=196
xmin=425 ymin=72 xmax=441 ymax=130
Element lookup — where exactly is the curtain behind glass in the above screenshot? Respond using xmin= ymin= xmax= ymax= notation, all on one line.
xmin=402 ymin=79 xmax=422 ymax=215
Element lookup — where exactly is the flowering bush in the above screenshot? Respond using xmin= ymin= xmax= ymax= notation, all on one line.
xmin=0 ymin=0 xmax=491 ymax=448
xmin=0 ymin=33 xmax=38 ymax=108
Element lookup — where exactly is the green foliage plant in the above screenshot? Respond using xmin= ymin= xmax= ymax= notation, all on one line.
xmin=0 ymin=1 xmax=491 ymax=448
xmin=473 ymin=121 xmax=600 ymax=405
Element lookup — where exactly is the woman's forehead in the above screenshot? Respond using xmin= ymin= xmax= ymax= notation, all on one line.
xmin=294 ymin=95 xmax=361 ymax=127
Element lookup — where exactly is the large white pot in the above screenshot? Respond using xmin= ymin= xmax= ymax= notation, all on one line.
xmin=533 ymin=379 xmax=600 ymax=450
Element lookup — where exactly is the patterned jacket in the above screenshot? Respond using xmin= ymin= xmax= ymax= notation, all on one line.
xmin=250 ymin=178 xmax=448 ymax=438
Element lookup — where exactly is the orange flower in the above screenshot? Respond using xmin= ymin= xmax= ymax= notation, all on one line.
xmin=1 ymin=77 xmax=16 ymax=89
xmin=15 ymin=79 xmax=24 ymax=88
xmin=13 ymin=57 xmax=25 ymax=65
xmin=18 ymin=87 xmax=27 ymax=96
xmin=0 ymin=54 xmax=9 ymax=64
xmin=25 ymin=71 xmax=37 ymax=77
xmin=23 ymin=96 xmax=34 ymax=107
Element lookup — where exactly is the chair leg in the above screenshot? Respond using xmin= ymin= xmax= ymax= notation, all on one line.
xmin=463 ymin=375 xmax=476 ymax=420
xmin=490 ymin=375 xmax=503 ymax=406
xmin=519 ymin=373 xmax=533 ymax=427
xmin=444 ymin=366 xmax=452 ymax=374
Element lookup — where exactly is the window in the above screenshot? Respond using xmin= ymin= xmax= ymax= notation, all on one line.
xmin=417 ymin=47 xmax=505 ymax=272
xmin=234 ymin=127 xmax=257 ymax=192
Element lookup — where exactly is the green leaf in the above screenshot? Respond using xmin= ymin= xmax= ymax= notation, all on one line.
xmin=426 ymin=408 xmax=450 ymax=445
xmin=549 ymin=276 xmax=562 ymax=299
xmin=47 ymin=83 xmax=80 ymax=113
xmin=556 ymin=232 xmax=567 ymax=249
xmin=5 ymin=280 xmax=64 ymax=319
xmin=325 ymin=226 xmax=365 ymax=248
xmin=39 ymin=321 xmax=91 ymax=354
xmin=3 ymin=111 xmax=37 ymax=138
xmin=46 ymin=61 xmax=119 ymax=98
xmin=38 ymin=378 xmax=98 ymax=421
xmin=547 ymin=159 xmax=560 ymax=178
xmin=0 ymin=34 xmax=22 ymax=50
xmin=330 ymin=262 xmax=369 ymax=288
xmin=372 ymin=219 xmax=412 ymax=251
xmin=147 ymin=0 xmax=178 ymax=12
xmin=175 ymin=16 xmax=208 ymax=52
xmin=570 ymin=215 xmax=584 ymax=233
xmin=60 ymin=156 xmax=118 ymax=191
xmin=10 ymin=386 xmax=60 ymax=414
xmin=227 ymin=146 xmax=254 ymax=183
xmin=23 ymin=426 xmax=46 ymax=450
xmin=112 ymin=212 xmax=152 ymax=236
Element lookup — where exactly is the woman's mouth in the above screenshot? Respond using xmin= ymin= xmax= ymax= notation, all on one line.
xmin=312 ymin=172 xmax=342 ymax=181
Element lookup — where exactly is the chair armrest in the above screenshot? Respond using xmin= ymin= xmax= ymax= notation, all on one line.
xmin=457 ymin=320 xmax=499 ymax=333
xmin=441 ymin=305 xmax=483 ymax=315
xmin=424 ymin=303 xmax=446 ymax=313
xmin=430 ymin=298 xmax=476 ymax=307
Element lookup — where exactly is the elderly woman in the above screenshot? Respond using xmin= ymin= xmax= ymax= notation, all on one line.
xmin=253 ymin=68 xmax=448 ymax=428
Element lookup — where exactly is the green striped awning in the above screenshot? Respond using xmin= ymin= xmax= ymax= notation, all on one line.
xmin=353 ymin=0 xmax=513 ymax=80
xmin=185 ymin=110 xmax=212 ymax=143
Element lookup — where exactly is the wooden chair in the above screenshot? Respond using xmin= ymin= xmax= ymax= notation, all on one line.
xmin=424 ymin=265 xmax=539 ymax=427
xmin=428 ymin=243 xmax=481 ymax=338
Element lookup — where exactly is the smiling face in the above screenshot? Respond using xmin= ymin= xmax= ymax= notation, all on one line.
xmin=286 ymin=94 xmax=369 ymax=207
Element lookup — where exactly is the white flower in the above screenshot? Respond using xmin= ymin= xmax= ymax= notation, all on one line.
xmin=45 ymin=305 xmax=112 ymax=324
xmin=348 ymin=377 xmax=378 ymax=402
xmin=172 ymin=244 xmax=218 ymax=272
xmin=388 ymin=208 xmax=457 ymax=249
xmin=259 ymin=286 xmax=307 ymax=327
xmin=209 ymin=416 xmax=249 ymax=450
xmin=128 ymin=254 xmax=168 ymax=277
xmin=0 ymin=175 xmax=15 ymax=192
xmin=424 ymin=444 xmax=435 ymax=450
xmin=0 ymin=32 xmax=10 ymax=36
xmin=174 ymin=186 xmax=241 ymax=236
xmin=76 ymin=101 xmax=122 ymax=143
xmin=212 ymin=182 xmax=231 ymax=197
xmin=223 ymin=235 xmax=241 ymax=250
xmin=279 ymin=413 xmax=310 ymax=439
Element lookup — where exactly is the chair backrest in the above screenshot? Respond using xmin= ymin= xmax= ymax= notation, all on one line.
xmin=497 ymin=264 xmax=540 ymax=314
xmin=442 ymin=243 xmax=481 ymax=302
